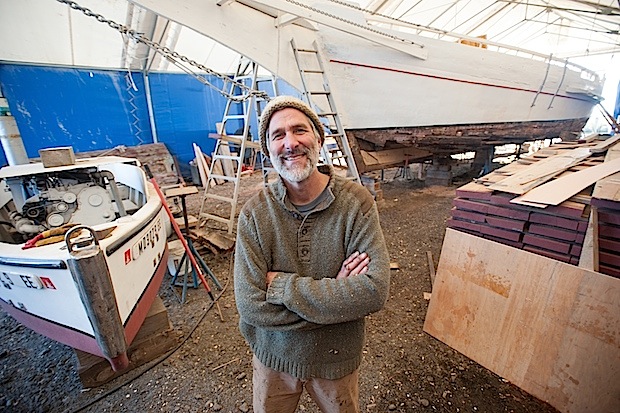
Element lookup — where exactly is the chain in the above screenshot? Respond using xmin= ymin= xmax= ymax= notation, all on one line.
xmin=55 ymin=0 xmax=269 ymax=102
xmin=284 ymin=0 xmax=425 ymax=48
xmin=57 ymin=0 xmax=427 ymax=99
xmin=325 ymin=0 xmax=446 ymax=36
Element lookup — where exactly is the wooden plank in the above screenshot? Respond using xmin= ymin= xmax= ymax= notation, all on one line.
xmin=488 ymin=148 xmax=591 ymax=194
xmin=174 ymin=214 xmax=198 ymax=230
xmin=426 ymin=251 xmax=436 ymax=290
xmin=75 ymin=296 xmax=180 ymax=387
xmin=589 ymin=134 xmax=620 ymax=154
xmin=193 ymin=143 xmax=210 ymax=188
xmin=451 ymin=207 xmax=486 ymax=223
xmin=165 ymin=185 xmax=198 ymax=198
xmin=360 ymin=147 xmax=431 ymax=167
xmin=208 ymin=133 xmax=261 ymax=149
xmin=424 ymin=229 xmax=620 ymax=413
xmin=79 ymin=142 xmax=182 ymax=186
xmin=455 ymin=181 xmax=493 ymax=200
xmin=512 ymin=157 xmax=620 ymax=206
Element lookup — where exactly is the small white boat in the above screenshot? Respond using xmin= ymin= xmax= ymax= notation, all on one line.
xmin=0 ymin=154 xmax=168 ymax=371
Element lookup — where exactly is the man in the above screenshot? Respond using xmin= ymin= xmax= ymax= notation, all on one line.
xmin=234 ymin=96 xmax=390 ymax=413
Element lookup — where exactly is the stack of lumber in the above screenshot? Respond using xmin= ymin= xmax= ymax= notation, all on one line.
xmin=448 ymin=136 xmax=620 ymax=277
xmin=77 ymin=143 xmax=184 ymax=187
xmin=590 ymin=141 xmax=620 ymax=277
xmin=425 ymin=135 xmax=620 ymax=413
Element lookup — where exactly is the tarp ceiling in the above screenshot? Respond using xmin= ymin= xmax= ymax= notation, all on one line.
xmin=360 ymin=0 xmax=620 ymax=58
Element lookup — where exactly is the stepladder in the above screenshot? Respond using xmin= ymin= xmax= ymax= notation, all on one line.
xmin=290 ymin=38 xmax=361 ymax=183
xmin=198 ymin=57 xmax=275 ymax=234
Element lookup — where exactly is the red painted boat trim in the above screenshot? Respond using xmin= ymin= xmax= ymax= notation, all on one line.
xmin=123 ymin=247 xmax=169 ymax=345
xmin=0 ymin=298 xmax=103 ymax=355
xmin=329 ymin=59 xmax=595 ymax=103
xmin=0 ymin=246 xmax=169 ymax=361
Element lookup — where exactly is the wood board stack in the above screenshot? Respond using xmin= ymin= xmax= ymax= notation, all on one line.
xmin=448 ymin=136 xmax=620 ymax=277
xmin=590 ymin=141 xmax=620 ymax=277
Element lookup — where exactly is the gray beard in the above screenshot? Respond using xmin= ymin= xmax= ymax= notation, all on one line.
xmin=270 ymin=142 xmax=321 ymax=183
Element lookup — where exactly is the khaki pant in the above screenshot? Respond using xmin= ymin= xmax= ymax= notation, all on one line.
xmin=252 ymin=356 xmax=360 ymax=413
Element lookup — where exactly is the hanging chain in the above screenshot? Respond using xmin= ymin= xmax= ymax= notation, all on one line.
xmin=284 ymin=0 xmax=426 ymax=48
xmin=55 ymin=0 xmax=269 ymax=102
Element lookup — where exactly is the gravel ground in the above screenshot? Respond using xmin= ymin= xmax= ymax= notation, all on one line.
xmin=0 ymin=169 xmax=558 ymax=413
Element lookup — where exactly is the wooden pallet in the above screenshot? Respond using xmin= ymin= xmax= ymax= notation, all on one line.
xmin=74 ymin=296 xmax=180 ymax=388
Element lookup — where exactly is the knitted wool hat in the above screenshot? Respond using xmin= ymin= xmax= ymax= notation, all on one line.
xmin=258 ymin=96 xmax=325 ymax=154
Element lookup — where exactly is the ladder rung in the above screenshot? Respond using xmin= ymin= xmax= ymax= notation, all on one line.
xmin=295 ymin=48 xmax=318 ymax=53
xmin=317 ymin=112 xmax=337 ymax=117
xmin=308 ymin=91 xmax=329 ymax=95
xmin=203 ymin=193 xmax=234 ymax=203
xmin=223 ymin=115 xmax=245 ymax=120
xmin=214 ymin=154 xmax=242 ymax=161
xmin=209 ymin=133 xmax=261 ymax=150
xmin=200 ymin=212 xmax=232 ymax=225
xmin=209 ymin=174 xmax=239 ymax=182
xmin=301 ymin=69 xmax=324 ymax=74
xmin=325 ymin=133 xmax=343 ymax=138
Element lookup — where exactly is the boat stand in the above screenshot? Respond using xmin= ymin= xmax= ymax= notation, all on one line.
xmin=166 ymin=186 xmax=222 ymax=304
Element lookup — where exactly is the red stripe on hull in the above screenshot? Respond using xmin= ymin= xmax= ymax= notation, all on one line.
xmin=329 ymin=59 xmax=595 ymax=103
xmin=124 ymin=247 xmax=169 ymax=345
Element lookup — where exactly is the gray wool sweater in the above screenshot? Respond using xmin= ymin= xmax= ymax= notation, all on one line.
xmin=234 ymin=166 xmax=390 ymax=380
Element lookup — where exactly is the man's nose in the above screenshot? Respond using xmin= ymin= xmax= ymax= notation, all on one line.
xmin=283 ymin=131 xmax=299 ymax=149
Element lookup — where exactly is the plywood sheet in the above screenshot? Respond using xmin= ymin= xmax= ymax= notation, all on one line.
xmin=488 ymin=148 xmax=591 ymax=194
xmin=424 ymin=229 xmax=620 ymax=413
xmin=512 ymin=157 xmax=620 ymax=206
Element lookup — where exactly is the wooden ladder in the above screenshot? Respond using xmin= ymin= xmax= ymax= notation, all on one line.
xmin=198 ymin=56 xmax=261 ymax=234
xmin=290 ymin=39 xmax=361 ymax=183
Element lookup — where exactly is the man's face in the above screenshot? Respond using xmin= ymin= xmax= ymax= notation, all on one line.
xmin=267 ymin=108 xmax=321 ymax=183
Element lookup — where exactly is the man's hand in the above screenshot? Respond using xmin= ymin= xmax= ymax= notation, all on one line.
xmin=266 ymin=271 xmax=278 ymax=288
xmin=265 ymin=251 xmax=370 ymax=288
xmin=337 ymin=251 xmax=370 ymax=279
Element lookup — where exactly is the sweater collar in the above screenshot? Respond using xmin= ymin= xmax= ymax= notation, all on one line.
xmin=272 ymin=165 xmax=337 ymax=214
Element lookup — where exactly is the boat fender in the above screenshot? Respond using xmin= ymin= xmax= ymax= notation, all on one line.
xmin=65 ymin=226 xmax=129 ymax=372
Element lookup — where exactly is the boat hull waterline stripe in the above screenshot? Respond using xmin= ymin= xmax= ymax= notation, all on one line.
xmin=330 ymin=59 xmax=598 ymax=103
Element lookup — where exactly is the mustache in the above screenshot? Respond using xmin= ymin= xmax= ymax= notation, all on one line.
xmin=278 ymin=146 xmax=311 ymax=158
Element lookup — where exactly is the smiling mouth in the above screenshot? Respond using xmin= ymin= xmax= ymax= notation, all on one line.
xmin=283 ymin=153 xmax=306 ymax=162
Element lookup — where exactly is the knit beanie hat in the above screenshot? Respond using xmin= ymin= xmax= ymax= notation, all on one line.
xmin=258 ymin=96 xmax=325 ymax=154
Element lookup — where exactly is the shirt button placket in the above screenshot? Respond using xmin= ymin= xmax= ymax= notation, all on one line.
xmin=298 ymin=226 xmax=311 ymax=263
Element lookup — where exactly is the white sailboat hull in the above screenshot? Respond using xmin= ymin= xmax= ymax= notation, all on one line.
xmin=131 ymin=0 xmax=604 ymax=168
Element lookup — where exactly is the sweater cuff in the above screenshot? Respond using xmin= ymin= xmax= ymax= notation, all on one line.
xmin=266 ymin=272 xmax=288 ymax=305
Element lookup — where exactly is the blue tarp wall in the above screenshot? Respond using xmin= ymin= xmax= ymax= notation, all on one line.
xmin=0 ymin=63 xmax=288 ymax=176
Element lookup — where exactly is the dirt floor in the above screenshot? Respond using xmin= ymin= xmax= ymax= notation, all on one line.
xmin=0 ymin=169 xmax=559 ymax=413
